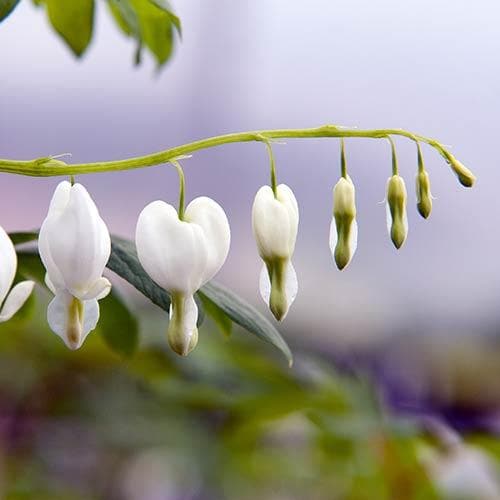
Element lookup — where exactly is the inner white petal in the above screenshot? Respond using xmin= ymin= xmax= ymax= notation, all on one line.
xmin=0 ymin=281 xmax=35 ymax=323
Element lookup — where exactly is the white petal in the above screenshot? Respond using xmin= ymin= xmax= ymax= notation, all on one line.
xmin=0 ymin=280 xmax=35 ymax=322
xmin=0 ymin=226 xmax=17 ymax=306
xmin=259 ymin=260 xmax=297 ymax=320
xmin=47 ymin=291 xmax=99 ymax=350
xmin=350 ymin=220 xmax=358 ymax=261
xmin=259 ymin=263 xmax=271 ymax=304
xmin=136 ymin=201 xmax=208 ymax=294
xmin=79 ymin=277 xmax=111 ymax=300
xmin=39 ymin=183 xmax=111 ymax=296
xmin=252 ymin=184 xmax=299 ymax=260
xmin=385 ymin=201 xmax=392 ymax=237
xmin=329 ymin=217 xmax=338 ymax=258
xmin=185 ymin=197 xmax=230 ymax=285
xmin=44 ymin=273 xmax=57 ymax=294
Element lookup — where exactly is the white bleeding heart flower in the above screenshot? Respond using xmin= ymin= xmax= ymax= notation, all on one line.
xmin=252 ymin=184 xmax=299 ymax=321
xmin=0 ymin=227 xmax=34 ymax=322
xmin=329 ymin=175 xmax=357 ymax=270
xmin=38 ymin=181 xmax=111 ymax=350
xmin=135 ymin=197 xmax=230 ymax=356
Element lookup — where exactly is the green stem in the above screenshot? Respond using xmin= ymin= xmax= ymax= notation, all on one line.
xmin=340 ymin=138 xmax=347 ymax=178
xmin=170 ymin=160 xmax=185 ymax=220
xmin=0 ymin=125 xmax=460 ymax=177
xmin=262 ymin=140 xmax=278 ymax=197
xmin=387 ymin=136 xmax=399 ymax=176
xmin=415 ymin=140 xmax=425 ymax=174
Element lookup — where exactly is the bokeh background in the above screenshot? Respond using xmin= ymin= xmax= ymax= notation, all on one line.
xmin=1 ymin=1 xmax=500 ymax=498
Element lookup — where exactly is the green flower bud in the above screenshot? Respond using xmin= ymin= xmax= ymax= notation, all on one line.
xmin=386 ymin=175 xmax=408 ymax=249
xmin=330 ymin=176 xmax=357 ymax=270
xmin=447 ymin=155 xmax=476 ymax=188
xmin=416 ymin=170 xmax=433 ymax=219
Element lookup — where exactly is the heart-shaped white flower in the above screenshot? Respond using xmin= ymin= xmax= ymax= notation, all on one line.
xmin=39 ymin=181 xmax=111 ymax=349
xmin=252 ymin=184 xmax=299 ymax=321
xmin=135 ymin=196 xmax=230 ymax=356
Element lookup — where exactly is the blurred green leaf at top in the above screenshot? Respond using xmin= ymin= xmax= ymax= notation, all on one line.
xmin=0 ymin=0 xmax=181 ymax=68
xmin=0 ymin=0 xmax=21 ymax=22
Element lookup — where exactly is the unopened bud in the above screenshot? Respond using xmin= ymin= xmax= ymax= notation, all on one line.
xmin=330 ymin=176 xmax=358 ymax=270
xmin=416 ymin=170 xmax=432 ymax=219
xmin=447 ymin=155 xmax=476 ymax=188
xmin=386 ymin=175 xmax=408 ymax=249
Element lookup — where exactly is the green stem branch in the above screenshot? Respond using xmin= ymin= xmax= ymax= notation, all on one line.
xmin=0 ymin=125 xmax=460 ymax=177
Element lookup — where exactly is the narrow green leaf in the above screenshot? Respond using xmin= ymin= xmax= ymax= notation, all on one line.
xmin=199 ymin=292 xmax=232 ymax=338
xmin=98 ymin=290 xmax=139 ymax=357
xmin=9 ymin=231 xmax=39 ymax=246
xmin=200 ymin=282 xmax=293 ymax=366
xmin=0 ymin=0 xmax=21 ymax=23
xmin=45 ymin=0 xmax=95 ymax=57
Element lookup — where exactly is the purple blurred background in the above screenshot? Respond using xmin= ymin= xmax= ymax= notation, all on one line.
xmin=1 ymin=0 xmax=499 ymax=357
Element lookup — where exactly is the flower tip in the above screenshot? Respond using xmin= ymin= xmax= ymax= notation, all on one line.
xmin=447 ymin=157 xmax=476 ymax=188
xmin=168 ymin=326 xmax=198 ymax=356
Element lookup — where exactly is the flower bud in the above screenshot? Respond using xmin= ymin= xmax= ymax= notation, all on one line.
xmin=447 ymin=155 xmax=476 ymax=188
xmin=416 ymin=170 xmax=433 ymax=219
xmin=329 ymin=176 xmax=357 ymax=270
xmin=386 ymin=175 xmax=408 ymax=249
xmin=252 ymin=184 xmax=299 ymax=321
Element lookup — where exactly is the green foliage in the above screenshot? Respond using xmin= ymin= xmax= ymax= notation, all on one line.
xmin=108 ymin=0 xmax=181 ymax=66
xmin=199 ymin=291 xmax=232 ymax=337
xmin=0 ymin=0 xmax=20 ymax=22
xmin=3 ymin=0 xmax=182 ymax=66
xmin=44 ymin=0 xmax=94 ymax=56
xmin=97 ymin=289 xmax=139 ymax=357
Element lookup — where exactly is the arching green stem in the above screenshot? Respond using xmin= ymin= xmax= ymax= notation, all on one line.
xmin=0 ymin=125 xmax=470 ymax=179
xmin=387 ymin=136 xmax=399 ymax=176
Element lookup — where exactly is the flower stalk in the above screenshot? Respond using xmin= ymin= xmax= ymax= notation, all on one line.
xmin=0 ymin=125 xmax=474 ymax=181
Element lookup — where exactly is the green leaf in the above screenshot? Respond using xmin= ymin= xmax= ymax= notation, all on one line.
xmin=130 ymin=0 xmax=177 ymax=66
xmin=16 ymin=250 xmax=46 ymax=284
xmin=199 ymin=292 xmax=232 ymax=338
xmin=9 ymin=231 xmax=39 ymax=246
xmin=0 ymin=0 xmax=21 ymax=23
xmin=200 ymin=282 xmax=293 ymax=366
xmin=45 ymin=0 xmax=95 ymax=57
xmin=98 ymin=289 xmax=139 ymax=357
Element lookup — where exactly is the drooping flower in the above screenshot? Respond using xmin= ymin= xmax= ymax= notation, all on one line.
xmin=38 ymin=181 xmax=111 ymax=350
xmin=386 ymin=174 xmax=408 ymax=249
xmin=252 ymin=184 xmax=299 ymax=321
xmin=0 ymin=227 xmax=34 ymax=322
xmin=330 ymin=175 xmax=357 ymax=270
xmin=135 ymin=197 xmax=230 ymax=356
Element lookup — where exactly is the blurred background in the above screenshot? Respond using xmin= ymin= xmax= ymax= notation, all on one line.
xmin=1 ymin=0 xmax=500 ymax=498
